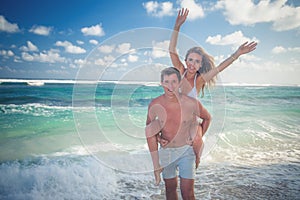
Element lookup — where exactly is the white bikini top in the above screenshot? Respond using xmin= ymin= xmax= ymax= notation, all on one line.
xmin=182 ymin=70 xmax=198 ymax=99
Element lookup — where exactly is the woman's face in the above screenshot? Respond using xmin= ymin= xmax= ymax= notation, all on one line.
xmin=185 ymin=52 xmax=202 ymax=74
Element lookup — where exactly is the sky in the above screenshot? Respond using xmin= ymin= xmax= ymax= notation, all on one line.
xmin=0 ymin=0 xmax=300 ymax=85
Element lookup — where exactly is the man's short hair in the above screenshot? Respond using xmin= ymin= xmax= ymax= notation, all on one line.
xmin=161 ymin=67 xmax=181 ymax=82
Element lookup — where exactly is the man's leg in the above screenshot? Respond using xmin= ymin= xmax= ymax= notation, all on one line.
xmin=178 ymin=146 xmax=196 ymax=199
xmin=164 ymin=177 xmax=178 ymax=200
xmin=180 ymin=178 xmax=195 ymax=200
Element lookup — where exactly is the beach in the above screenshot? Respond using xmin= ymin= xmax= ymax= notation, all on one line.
xmin=0 ymin=80 xmax=299 ymax=199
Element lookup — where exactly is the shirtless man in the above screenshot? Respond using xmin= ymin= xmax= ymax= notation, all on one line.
xmin=145 ymin=67 xmax=211 ymax=200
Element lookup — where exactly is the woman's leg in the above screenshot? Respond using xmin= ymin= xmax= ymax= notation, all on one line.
xmin=192 ymin=124 xmax=203 ymax=169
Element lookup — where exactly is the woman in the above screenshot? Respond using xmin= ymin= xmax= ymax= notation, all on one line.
xmin=165 ymin=8 xmax=258 ymax=168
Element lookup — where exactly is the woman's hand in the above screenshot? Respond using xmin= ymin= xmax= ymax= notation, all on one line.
xmin=174 ymin=8 xmax=189 ymax=29
xmin=235 ymin=41 xmax=258 ymax=57
xmin=154 ymin=167 xmax=163 ymax=186
xmin=157 ymin=134 xmax=169 ymax=147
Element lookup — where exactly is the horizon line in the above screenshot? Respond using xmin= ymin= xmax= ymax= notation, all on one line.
xmin=0 ymin=78 xmax=299 ymax=87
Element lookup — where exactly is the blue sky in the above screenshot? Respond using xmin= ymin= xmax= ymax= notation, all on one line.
xmin=0 ymin=0 xmax=300 ymax=85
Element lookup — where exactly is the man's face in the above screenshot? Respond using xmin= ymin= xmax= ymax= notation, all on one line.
xmin=161 ymin=73 xmax=180 ymax=96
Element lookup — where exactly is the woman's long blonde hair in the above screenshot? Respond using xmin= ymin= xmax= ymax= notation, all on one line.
xmin=185 ymin=47 xmax=217 ymax=96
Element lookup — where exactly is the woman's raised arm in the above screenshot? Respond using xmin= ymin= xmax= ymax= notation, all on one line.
xmin=202 ymin=41 xmax=257 ymax=82
xmin=169 ymin=8 xmax=189 ymax=74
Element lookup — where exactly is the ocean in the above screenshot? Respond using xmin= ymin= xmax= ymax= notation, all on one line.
xmin=0 ymin=79 xmax=299 ymax=200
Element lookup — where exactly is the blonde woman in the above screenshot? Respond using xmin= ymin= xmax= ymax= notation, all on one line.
xmin=166 ymin=8 xmax=258 ymax=168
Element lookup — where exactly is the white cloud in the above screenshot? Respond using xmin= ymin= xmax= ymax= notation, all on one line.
xmin=143 ymin=1 xmax=174 ymax=17
xmin=13 ymin=56 xmax=22 ymax=63
xmin=21 ymin=49 xmax=66 ymax=63
xmin=98 ymin=45 xmax=115 ymax=54
xmin=98 ymin=43 xmax=135 ymax=55
xmin=55 ymin=41 xmax=86 ymax=54
xmin=151 ymin=40 xmax=170 ymax=58
xmin=0 ymin=49 xmax=14 ymax=57
xmin=21 ymin=52 xmax=33 ymax=59
xmin=128 ymin=54 xmax=138 ymax=62
xmin=272 ymin=46 xmax=300 ymax=54
xmin=102 ymin=58 xmax=114 ymax=66
xmin=46 ymin=69 xmax=70 ymax=75
xmin=206 ymin=31 xmax=258 ymax=47
xmin=74 ymin=59 xmax=86 ymax=65
xmin=77 ymin=40 xmax=84 ymax=45
xmin=289 ymin=57 xmax=300 ymax=66
xmin=0 ymin=15 xmax=20 ymax=33
xmin=29 ymin=25 xmax=52 ymax=36
xmin=179 ymin=0 xmax=205 ymax=20
xmin=215 ymin=0 xmax=300 ymax=31
xmin=0 ymin=66 xmax=18 ymax=73
xmin=20 ymin=41 xmax=39 ymax=52
xmin=94 ymin=58 xmax=106 ymax=66
xmin=81 ymin=24 xmax=105 ymax=36
xmin=89 ymin=39 xmax=98 ymax=45
xmin=7 ymin=50 xmax=14 ymax=56
xmin=218 ymin=55 xmax=300 ymax=85
xmin=73 ymin=59 xmax=88 ymax=68
xmin=271 ymin=46 xmax=287 ymax=54
xmin=95 ymin=55 xmax=115 ymax=66
xmin=116 ymin=43 xmax=132 ymax=54
xmin=288 ymin=47 xmax=300 ymax=53
xmin=272 ymin=6 xmax=300 ymax=31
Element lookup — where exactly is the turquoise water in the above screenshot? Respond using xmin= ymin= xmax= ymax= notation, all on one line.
xmin=0 ymin=81 xmax=299 ymax=199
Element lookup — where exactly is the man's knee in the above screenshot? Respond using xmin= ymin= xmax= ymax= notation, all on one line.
xmin=180 ymin=178 xmax=195 ymax=200
xmin=181 ymin=189 xmax=194 ymax=200
xmin=164 ymin=178 xmax=178 ymax=192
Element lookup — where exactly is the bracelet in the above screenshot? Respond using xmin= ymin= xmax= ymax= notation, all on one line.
xmin=230 ymin=55 xmax=237 ymax=61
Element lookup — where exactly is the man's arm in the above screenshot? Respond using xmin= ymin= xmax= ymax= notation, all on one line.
xmin=146 ymin=118 xmax=160 ymax=171
xmin=145 ymin=103 xmax=163 ymax=185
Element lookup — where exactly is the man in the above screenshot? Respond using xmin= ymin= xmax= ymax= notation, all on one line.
xmin=145 ymin=67 xmax=211 ymax=200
